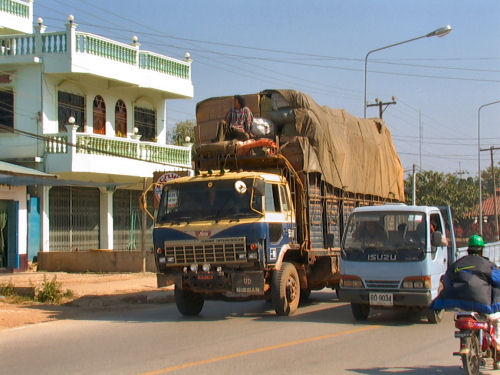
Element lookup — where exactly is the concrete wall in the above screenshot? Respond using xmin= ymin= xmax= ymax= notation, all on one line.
xmin=37 ymin=250 xmax=156 ymax=273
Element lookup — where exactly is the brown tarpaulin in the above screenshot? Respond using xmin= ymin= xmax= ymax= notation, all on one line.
xmin=267 ymin=90 xmax=404 ymax=201
xmin=195 ymin=89 xmax=405 ymax=202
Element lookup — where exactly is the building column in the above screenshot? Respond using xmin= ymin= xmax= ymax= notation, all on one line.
xmin=99 ymin=187 xmax=114 ymax=250
xmin=40 ymin=185 xmax=51 ymax=252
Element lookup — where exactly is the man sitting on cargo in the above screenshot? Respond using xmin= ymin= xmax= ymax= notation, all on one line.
xmin=213 ymin=95 xmax=254 ymax=142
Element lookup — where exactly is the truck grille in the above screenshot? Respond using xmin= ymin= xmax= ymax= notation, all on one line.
xmin=365 ymin=280 xmax=400 ymax=289
xmin=164 ymin=237 xmax=247 ymax=265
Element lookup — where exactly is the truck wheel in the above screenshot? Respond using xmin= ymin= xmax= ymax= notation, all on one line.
xmin=299 ymin=288 xmax=311 ymax=305
xmin=174 ymin=284 xmax=204 ymax=316
xmin=272 ymin=262 xmax=300 ymax=316
xmin=351 ymin=303 xmax=370 ymax=320
xmin=427 ymin=309 xmax=444 ymax=324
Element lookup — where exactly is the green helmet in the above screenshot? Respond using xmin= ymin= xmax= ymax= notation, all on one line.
xmin=468 ymin=234 xmax=485 ymax=248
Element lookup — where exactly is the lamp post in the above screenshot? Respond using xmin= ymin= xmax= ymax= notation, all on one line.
xmin=363 ymin=25 xmax=452 ymax=118
xmin=477 ymin=100 xmax=500 ymax=236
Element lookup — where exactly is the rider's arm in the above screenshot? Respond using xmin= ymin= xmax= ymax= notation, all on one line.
xmin=491 ymin=267 xmax=500 ymax=288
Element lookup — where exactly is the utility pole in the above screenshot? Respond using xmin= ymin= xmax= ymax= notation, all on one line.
xmin=412 ymin=164 xmax=417 ymax=205
xmin=480 ymin=146 xmax=499 ymax=241
xmin=366 ymin=97 xmax=397 ymax=119
xmin=455 ymin=162 xmax=468 ymax=178
xmin=419 ymin=110 xmax=422 ymax=169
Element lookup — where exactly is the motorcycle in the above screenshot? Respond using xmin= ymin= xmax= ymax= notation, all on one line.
xmin=454 ymin=311 xmax=500 ymax=374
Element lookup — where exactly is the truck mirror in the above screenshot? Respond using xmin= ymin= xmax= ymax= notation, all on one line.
xmin=431 ymin=231 xmax=443 ymax=247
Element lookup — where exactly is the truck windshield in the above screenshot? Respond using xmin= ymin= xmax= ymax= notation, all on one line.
xmin=156 ymin=178 xmax=262 ymax=223
xmin=341 ymin=211 xmax=427 ymax=262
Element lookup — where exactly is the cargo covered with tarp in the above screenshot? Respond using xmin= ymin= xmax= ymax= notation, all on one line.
xmin=195 ymin=89 xmax=404 ymax=202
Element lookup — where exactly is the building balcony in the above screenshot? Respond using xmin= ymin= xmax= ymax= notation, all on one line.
xmin=0 ymin=16 xmax=193 ymax=98
xmin=44 ymin=126 xmax=192 ymax=183
xmin=0 ymin=0 xmax=33 ymax=34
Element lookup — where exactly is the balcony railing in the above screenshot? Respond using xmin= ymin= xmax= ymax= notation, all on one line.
xmin=44 ymin=132 xmax=191 ymax=167
xmin=0 ymin=0 xmax=30 ymax=18
xmin=0 ymin=25 xmax=191 ymax=81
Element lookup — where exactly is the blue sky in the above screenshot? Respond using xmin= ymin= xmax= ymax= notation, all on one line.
xmin=36 ymin=0 xmax=500 ymax=177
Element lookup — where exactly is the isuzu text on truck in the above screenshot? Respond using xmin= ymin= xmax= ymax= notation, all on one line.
xmin=147 ymin=90 xmax=405 ymax=316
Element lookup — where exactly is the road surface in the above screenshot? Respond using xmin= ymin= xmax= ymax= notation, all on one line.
xmin=1 ymin=290 xmax=495 ymax=375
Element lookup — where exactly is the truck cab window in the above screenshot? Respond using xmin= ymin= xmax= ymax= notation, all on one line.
xmin=279 ymin=185 xmax=290 ymax=212
xmin=265 ymin=183 xmax=281 ymax=212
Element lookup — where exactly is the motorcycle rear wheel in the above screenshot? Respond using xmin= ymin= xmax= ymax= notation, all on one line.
xmin=461 ymin=334 xmax=480 ymax=375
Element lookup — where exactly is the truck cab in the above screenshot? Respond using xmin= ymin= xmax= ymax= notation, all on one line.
xmin=339 ymin=204 xmax=452 ymax=323
xmin=153 ymin=170 xmax=301 ymax=316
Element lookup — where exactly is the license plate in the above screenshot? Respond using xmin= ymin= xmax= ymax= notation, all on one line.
xmin=455 ymin=331 xmax=473 ymax=338
xmin=369 ymin=292 xmax=393 ymax=306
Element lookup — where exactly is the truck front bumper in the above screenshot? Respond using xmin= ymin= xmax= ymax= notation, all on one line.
xmin=338 ymin=288 xmax=433 ymax=308
xmin=179 ymin=270 xmax=265 ymax=296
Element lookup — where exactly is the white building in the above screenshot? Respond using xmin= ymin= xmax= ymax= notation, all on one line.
xmin=0 ymin=0 xmax=193 ymax=270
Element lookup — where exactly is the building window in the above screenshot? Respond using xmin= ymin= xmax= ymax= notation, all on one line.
xmin=58 ymin=91 xmax=85 ymax=132
xmin=0 ymin=89 xmax=13 ymax=132
xmin=134 ymin=106 xmax=155 ymax=141
xmin=115 ymin=100 xmax=127 ymax=137
xmin=93 ymin=95 xmax=106 ymax=135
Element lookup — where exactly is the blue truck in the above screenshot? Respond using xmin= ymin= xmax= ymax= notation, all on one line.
xmin=148 ymin=90 xmax=405 ymax=316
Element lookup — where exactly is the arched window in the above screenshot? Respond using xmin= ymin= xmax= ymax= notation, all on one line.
xmin=93 ymin=95 xmax=106 ymax=135
xmin=134 ymin=106 xmax=156 ymax=142
xmin=115 ymin=100 xmax=127 ymax=137
xmin=58 ymin=91 xmax=85 ymax=132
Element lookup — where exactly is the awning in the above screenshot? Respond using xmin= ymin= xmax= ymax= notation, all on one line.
xmin=0 ymin=161 xmax=56 ymax=178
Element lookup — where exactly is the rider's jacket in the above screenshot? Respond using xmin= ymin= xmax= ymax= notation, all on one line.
xmin=431 ymin=254 xmax=500 ymax=314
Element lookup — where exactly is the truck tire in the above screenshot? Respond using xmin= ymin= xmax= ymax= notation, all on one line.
xmin=174 ymin=284 xmax=204 ymax=316
xmin=299 ymin=288 xmax=311 ymax=305
xmin=272 ymin=262 xmax=300 ymax=316
xmin=351 ymin=303 xmax=370 ymax=320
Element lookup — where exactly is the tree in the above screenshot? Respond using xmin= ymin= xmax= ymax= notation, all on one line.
xmin=481 ymin=163 xmax=500 ymax=198
xmin=168 ymin=119 xmax=196 ymax=146
xmin=404 ymin=170 xmax=478 ymax=223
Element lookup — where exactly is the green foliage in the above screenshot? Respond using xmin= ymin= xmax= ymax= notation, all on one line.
xmin=404 ymin=170 xmax=478 ymax=222
xmin=34 ymin=276 xmax=65 ymax=304
xmin=481 ymin=163 xmax=500 ymax=198
xmin=0 ymin=280 xmax=15 ymax=296
xmin=168 ymin=119 xmax=196 ymax=146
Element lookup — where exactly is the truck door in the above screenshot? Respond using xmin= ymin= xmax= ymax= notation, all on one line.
xmin=428 ymin=212 xmax=448 ymax=299
xmin=265 ymin=183 xmax=295 ymax=262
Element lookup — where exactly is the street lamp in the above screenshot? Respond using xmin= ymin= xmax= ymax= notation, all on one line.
xmin=477 ymin=100 xmax=500 ymax=236
xmin=363 ymin=25 xmax=452 ymax=118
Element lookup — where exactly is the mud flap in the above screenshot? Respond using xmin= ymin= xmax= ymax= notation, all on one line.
xmin=232 ymin=272 xmax=265 ymax=295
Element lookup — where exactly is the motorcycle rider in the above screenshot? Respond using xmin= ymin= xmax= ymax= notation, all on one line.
xmin=432 ymin=234 xmax=500 ymax=351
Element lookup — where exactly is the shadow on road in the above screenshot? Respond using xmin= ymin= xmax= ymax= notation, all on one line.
xmin=14 ymin=289 xmax=443 ymax=329
xmin=345 ymin=365 xmax=462 ymax=374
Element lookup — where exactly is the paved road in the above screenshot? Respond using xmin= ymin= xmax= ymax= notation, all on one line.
xmin=1 ymin=290 xmax=496 ymax=375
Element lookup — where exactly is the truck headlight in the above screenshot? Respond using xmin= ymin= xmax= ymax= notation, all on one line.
xmin=190 ymin=263 xmax=198 ymax=272
xmin=202 ymin=263 xmax=211 ymax=272
xmin=340 ymin=275 xmax=364 ymax=288
xmin=402 ymin=276 xmax=431 ymax=289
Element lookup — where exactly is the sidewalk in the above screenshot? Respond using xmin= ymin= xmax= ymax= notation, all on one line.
xmin=0 ymin=272 xmax=174 ymax=330
xmin=0 ymin=271 xmax=162 ymax=297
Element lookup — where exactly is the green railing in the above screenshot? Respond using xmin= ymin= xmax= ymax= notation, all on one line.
xmin=139 ymin=52 xmax=190 ymax=79
xmin=44 ymin=135 xmax=68 ymax=154
xmin=42 ymin=32 xmax=67 ymax=53
xmin=0 ymin=29 xmax=190 ymax=81
xmin=0 ymin=34 xmax=34 ymax=55
xmin=75 ymin=32 xmax=137 ymax=65
xmin=44 ymin=133 xmax=191 ymax=167
xmin=0 ymin=0 xmax=30 ymax=18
